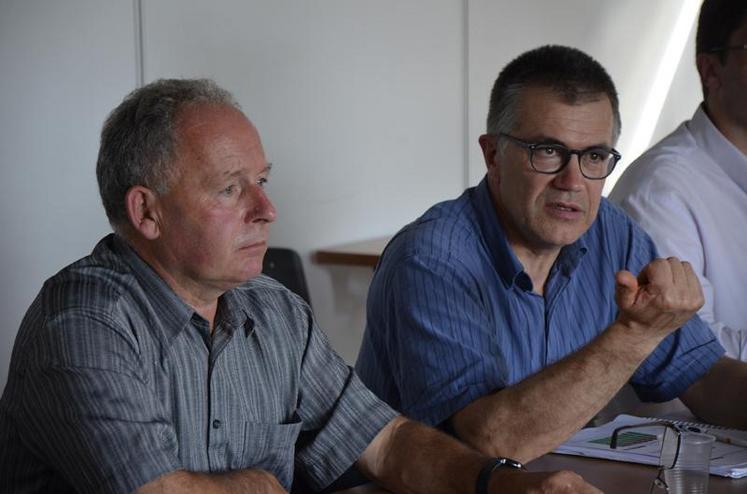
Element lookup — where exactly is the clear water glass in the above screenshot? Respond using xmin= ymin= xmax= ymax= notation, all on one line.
xmin=660 ymin=431 xmax=715 ymax=494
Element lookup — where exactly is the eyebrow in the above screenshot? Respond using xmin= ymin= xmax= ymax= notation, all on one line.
xmin=527 ymin=135 xmax=612 ymax=150
xmin=530 ymin=136 xmax=566 ymax=146
xmin=219 ymin=162 xmax=273 ymax=179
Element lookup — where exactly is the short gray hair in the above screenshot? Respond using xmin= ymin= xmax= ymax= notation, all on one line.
xmin=486 ymin=45 xmax=621 ymax=148
xmin=96 ymin=78 xmax=240 ymax=229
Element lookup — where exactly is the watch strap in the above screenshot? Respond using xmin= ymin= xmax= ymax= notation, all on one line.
xmin=475 ymin=457 xmax=525 ymax=494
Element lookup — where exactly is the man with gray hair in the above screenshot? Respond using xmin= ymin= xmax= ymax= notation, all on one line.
xmin=0 ymin=79 xmax=599 ymax=494
xmin=356 ymin=44 xmax=747 ymax=464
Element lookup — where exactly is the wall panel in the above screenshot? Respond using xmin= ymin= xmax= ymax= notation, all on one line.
xmin=0 ymin=0 xmax=137 ymax=387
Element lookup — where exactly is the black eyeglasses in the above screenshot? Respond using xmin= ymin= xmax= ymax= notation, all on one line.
xmin=708 ymin=44 xmax=747 ymax=53
xmin=497 ymin=133 xmax=621 ymax=180
xmin=611 ymin=421 xmax=682 ymax=494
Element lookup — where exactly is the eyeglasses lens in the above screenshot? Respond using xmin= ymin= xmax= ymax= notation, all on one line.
xmin=529 ymin=145 xmax=615 ymax=178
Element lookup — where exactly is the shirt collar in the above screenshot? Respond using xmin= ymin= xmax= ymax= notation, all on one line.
xmin=216 ymin=289 xmax=253 ymax=337
xmin=690 ymin=104 xmax=747 ymax=194
xmin=110 ymin=234 xmax=254 ymax=344
xmin=556 ymin=236 xmax=589 ymax=277
xmin=109 ymin=234 xmax=200 ymax=344
xmin=471 ymin=178 xmax=528 ymax=289
xmin=470 ymin=177 xmax=588 ymax=291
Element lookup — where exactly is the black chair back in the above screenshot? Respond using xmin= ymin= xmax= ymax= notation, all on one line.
xmin=262 ymin=247 xmax=312 ymax=307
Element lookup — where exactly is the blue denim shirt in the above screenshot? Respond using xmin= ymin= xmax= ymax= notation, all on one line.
xmin=356 ymin=178 xmax=724 ymax=426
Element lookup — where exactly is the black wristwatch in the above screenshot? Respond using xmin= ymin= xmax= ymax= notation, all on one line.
xmin=475 ymin=457 xmax=525 ymax=494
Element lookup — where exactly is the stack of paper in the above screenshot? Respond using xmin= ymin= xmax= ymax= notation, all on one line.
xmin=554 ymin=414 xmax=747 ymax=478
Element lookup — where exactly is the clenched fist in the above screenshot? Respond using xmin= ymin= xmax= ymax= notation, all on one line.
xmin=615 ymin=257 xmax=704 ymax=340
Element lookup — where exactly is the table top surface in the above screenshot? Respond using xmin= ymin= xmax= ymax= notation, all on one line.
xmin=528 ymin=453 xmax=747 ymax=493
xmin=314 ymin=236 xmax=392 ymax=267
xmin=338 ymin=453 xmax=747 ymax=493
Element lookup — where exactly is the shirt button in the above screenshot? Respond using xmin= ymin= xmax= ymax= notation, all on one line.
xmin=212 ymin=419 xmax=222 ymax=429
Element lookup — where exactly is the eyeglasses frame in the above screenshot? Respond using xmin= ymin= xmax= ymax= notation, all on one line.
xmin=496 ymin=133 xmax=621 ymax=180
xmin=611 ymin=421 xmax=684 ymax=493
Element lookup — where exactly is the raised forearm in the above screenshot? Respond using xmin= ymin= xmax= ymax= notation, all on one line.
xmin=452 ymin=320 xmax=662 ymax=463
xmin=453 ymin=258 xmax=705 ymax=462
xmin=134 ymin=469 xmax=286 ymax=494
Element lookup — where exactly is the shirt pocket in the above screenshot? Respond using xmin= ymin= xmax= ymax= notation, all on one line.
xmin=237 ymin=418 xmax=302 ymax=486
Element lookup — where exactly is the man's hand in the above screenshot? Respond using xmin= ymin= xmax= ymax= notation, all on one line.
xmin=134 ymin=469 xmax=287 ymax=494
xmin=491 ymin=469 xmax=602 ymax=494
xmin=615 ymin=257 xmax=704 ymax=341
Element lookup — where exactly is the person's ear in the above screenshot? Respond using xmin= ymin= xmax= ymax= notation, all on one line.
xmin=478 ymin=134 xmax=500 ymax=170
xmin=125 ymin=185 xmax=161 ymax=240
xmin=696 ymin=53 xmax=722 ymax=98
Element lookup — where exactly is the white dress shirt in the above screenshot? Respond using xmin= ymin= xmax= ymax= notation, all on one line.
xmin=610 ymin=105 xmax=747 ymax=360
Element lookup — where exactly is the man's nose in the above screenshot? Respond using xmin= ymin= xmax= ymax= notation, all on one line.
xmin=553 ymin=154 xmax=585 ymax=191
xmin=246 ymin=186 xmax=277 ymax=223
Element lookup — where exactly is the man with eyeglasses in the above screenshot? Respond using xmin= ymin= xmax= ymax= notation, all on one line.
xmin=611 ymin=0 xmax=747 ymax=361
xmin=356 ymin=44 xmax=747 ymax=465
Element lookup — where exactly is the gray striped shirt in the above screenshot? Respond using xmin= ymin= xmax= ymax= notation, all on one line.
xmin=0 ymin=234 xmax=396 ymax=493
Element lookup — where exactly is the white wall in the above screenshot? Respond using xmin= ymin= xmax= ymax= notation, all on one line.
xmin=0 ymin=0 xmax=703 ymax=389
xmin=651 ymin=23 xmax=702 ymax=144
xmin=0 ymin=1 xmax=137 ymax=388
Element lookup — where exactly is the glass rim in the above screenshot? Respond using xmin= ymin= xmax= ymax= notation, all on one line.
xmin=496 ymin=132 xmax=620 ymax=180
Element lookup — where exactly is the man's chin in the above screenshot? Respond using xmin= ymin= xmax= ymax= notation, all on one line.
xmin=243 ymin=266 xmax=264 ymax=282
xmin=226 ymin=261 xmax=265 ymax=286
xmin=535 ymin=219 xmax=588 ymax=245
xmin=530 ymin=228 xmax=585 ymax=250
